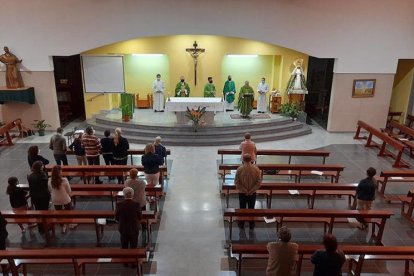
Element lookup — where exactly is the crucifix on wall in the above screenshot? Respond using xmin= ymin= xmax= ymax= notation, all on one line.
xmin=186 ymin=41 xmax=205 ymax=86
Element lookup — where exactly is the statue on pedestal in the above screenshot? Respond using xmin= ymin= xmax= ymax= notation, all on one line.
xmin=0 ymin=46 xmax=24 ymax=89
xmin=286 ymin=59 xmax=308 ymax=109
xmin=286 ymin=59 xmax=308 ymax=94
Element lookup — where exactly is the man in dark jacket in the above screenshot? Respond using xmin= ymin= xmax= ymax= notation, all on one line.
xmin=356 ymin=167 xmax=377 ymax=230
xmin=115 ymin=187 xmax=142 ymax=249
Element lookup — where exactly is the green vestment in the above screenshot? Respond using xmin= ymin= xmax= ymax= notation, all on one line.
xmin=223 ymin=80 xmax=236 ymax=103
xmin=175 ymin=82 xmax=190 ymax=97
xmin=238 ymin=85 xmax=254 ymax=117
xmin=204 ymin=83 xmax=216 ymax=97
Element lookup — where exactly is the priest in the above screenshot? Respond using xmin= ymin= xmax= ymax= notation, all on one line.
xmin=257 ymin=77 xmax=269 ymax=113
xmin=204 ymin=77 xmax=216 ymax=97
xmin=152 ymin=73 xmax=165 ymax=112
xmin=175 ymin=76 xmax=190 ymax=97
xmin=223 ymin=75 xmax=236 ymax=111
xmin=238 ymin=80 xmax=254 ymax=117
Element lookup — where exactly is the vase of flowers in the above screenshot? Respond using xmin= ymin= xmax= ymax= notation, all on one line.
xmin=185 ymin=106 xmax=206 ymax=132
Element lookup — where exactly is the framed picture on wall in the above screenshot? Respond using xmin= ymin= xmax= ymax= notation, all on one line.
xmin=352 ymin=79 xmax=376 ymax=98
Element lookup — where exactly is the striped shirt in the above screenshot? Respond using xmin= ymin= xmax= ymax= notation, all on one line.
xmin=81 ymin=133 xmax=102 ymax=157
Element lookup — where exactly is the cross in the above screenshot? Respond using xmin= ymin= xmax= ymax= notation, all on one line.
xmin=186 ymin=41 xmax=205 ymax=85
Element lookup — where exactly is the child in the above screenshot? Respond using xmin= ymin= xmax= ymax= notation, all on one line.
xmin=69 ymin=133 xmax=87 ymax=165
xmin=6 ymin=177 xmax=28 ymax=233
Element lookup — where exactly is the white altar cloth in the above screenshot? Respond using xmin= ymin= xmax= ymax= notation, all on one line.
xmin=165 ymin=97 xmax=225 ymax=112
xmin=165 ymin=97 xmax=225 ymax=124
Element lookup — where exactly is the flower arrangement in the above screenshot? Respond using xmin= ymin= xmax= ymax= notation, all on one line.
xmin=185 ymin=106 xmax=206 ymax=132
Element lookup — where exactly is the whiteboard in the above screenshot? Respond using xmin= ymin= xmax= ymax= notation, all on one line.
xmin=81 ymin=55 xmax=125 ymax=93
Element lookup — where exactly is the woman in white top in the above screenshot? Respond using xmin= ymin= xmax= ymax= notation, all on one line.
xmin=48 ymin=165 xmax=75 ymax=233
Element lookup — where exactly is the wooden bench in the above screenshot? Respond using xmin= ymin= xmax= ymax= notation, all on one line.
xmin=377 ymin=170 xmax=414 ymax=202
xmin=230 ymin=243 xmax=414 ymax=276
xmin=386 ymin=111 xmax=403 ymax=128
xmin=400 ymin=189 xmax=414 ymax=223
xmin=407 ymin=114 xmax=414 ymax=128
xmin=66 ymin=148 xmax=171 ymax=166
xmin=383 ymin=120 xmax=414 ymax=157
xmin=0 ymin=247 xmax=147 ymax=276
xmin=223 ymin=208 xmax=393 ymax=244
xmin=222 ymin=182 xmax=358 ymax=209
xmin=217 ymin=149 xmax=330 ymax=164
xmin=0 ymin=119 xmax=30 ymax=146
xmin=354 ymin=120 xmax=409 ymax=168
xmin=44 ymin=165 xmax=167 ymax=185
xmin=1 ymin=210 xmax=157 ymax=246
xmin=18 ymin=183 xmax=164 ymax=211
xmin=219 ymin=164 xmax=345 ymax=184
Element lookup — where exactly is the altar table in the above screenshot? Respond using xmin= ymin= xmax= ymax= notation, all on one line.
xmin=165 ymin=97 xmax=225 ymax=124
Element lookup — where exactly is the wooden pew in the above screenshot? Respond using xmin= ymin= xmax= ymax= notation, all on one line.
xmin=407 ymin=114 xmax=414 ymax=128
xmin=218 ymin=164 xmax=345 ymax=184
xmin=66 ymin=148 xmax=171 ymax=165
xmin=377 ymin=170 xmax=414 ymax=202
xmin=383 ymin=120 xmax=414 ymax=157
xmin=230 ymin=243 xmax=414 ymax=276
xmin=222 ymin=182 xmax=358 ymax=209
xmin=386 ymin=111 xmax=403 ymax=128
xmin=217 ymin=149 xmax=330 ymax=164
xmin=44 ymin=165 xmax=167 ymax=185
xmin=400 ymin=189 xmax=414 ymax=223
xmin=354 ymin=120 xmax=408 ymax=168
xmin=0 ymin=247 xmax=147 ymax=276
xmin=1 ymin=210 xmax=157 ymax=246
xmin=223 ymin=208 xmax=393 ymax=244
xmin=17 ymin=184 xmax=164 ymax=211
xmin=0 ymin=119 xmax=28 ymax=146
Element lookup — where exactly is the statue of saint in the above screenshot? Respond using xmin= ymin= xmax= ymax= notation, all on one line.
xmin=0 ymin=46 xmax=24 ymax=89
xmin=286 ymin=59 xmax=308 ymax=94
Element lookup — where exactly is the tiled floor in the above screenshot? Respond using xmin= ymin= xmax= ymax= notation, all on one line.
xmin=1 ymin=122 xmax=414 ymax=275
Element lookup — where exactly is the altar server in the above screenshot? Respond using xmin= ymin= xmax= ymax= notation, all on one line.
xmin=257 ymin=77 xmax=269 ymax=113
xmin=175 ymin=76 xmax=190 ymax=97
xmin=152 ymin=74 xmax=165 ymax=112
xmin=204 ymin=77 xmax=216 ymax=97
xmin=223 ymin=75 xmax=236 ymax=111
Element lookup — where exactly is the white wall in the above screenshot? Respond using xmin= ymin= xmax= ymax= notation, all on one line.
xmin=1 ymin=0 xmax=413 ymax=73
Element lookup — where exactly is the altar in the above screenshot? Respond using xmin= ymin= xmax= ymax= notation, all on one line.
xmin=165 ymin=97 xmax=225 ymax=124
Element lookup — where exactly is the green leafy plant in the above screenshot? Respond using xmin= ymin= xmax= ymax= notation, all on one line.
xmin=32 ymin=119 xmax=51 ymax=136
xmin=32 ymin=120 xmax=51 ymax=130
xmin=279 ymin=103 xmax=300 ymax=119
xmin=185 ymin=106 xmax=206 ymax=132
xmin=120 ymin=104 xmax=132 ymax=122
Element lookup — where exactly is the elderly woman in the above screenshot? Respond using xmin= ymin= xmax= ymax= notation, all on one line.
xmin=266 ymin=226 xmax=298 ymax=276
xmin=153 ymin=136 xmax=166 ymax=165
xmin=141 ymin=143 xmax=163 ymax=186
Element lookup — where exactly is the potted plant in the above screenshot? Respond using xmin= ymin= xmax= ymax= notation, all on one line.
xmin=279 ymin=102 xmax=300 ymax=120
xmin=121 ymin=104 xmax=131 ymax=122
xmin=33 ymin=120 xmax=51 ymax=136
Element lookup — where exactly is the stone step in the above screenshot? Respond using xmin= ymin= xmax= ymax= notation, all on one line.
xmin=91 ymin=121 xmax=304 ymax=138
xmin=84 ymin=109 xmax=312 ymax=146
xmin=92 ymin=125 xmax=312 ymax=146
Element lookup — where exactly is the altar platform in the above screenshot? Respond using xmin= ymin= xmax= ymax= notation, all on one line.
xmin=86 ymin=108 xmax=311 ymax=146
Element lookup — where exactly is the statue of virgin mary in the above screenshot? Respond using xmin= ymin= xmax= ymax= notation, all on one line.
xmin=286 ymin=59 xmax=308 ymax=94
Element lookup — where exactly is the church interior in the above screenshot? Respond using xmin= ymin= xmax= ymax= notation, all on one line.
xmin=1 ymin=0 xmax=414 ymax=275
